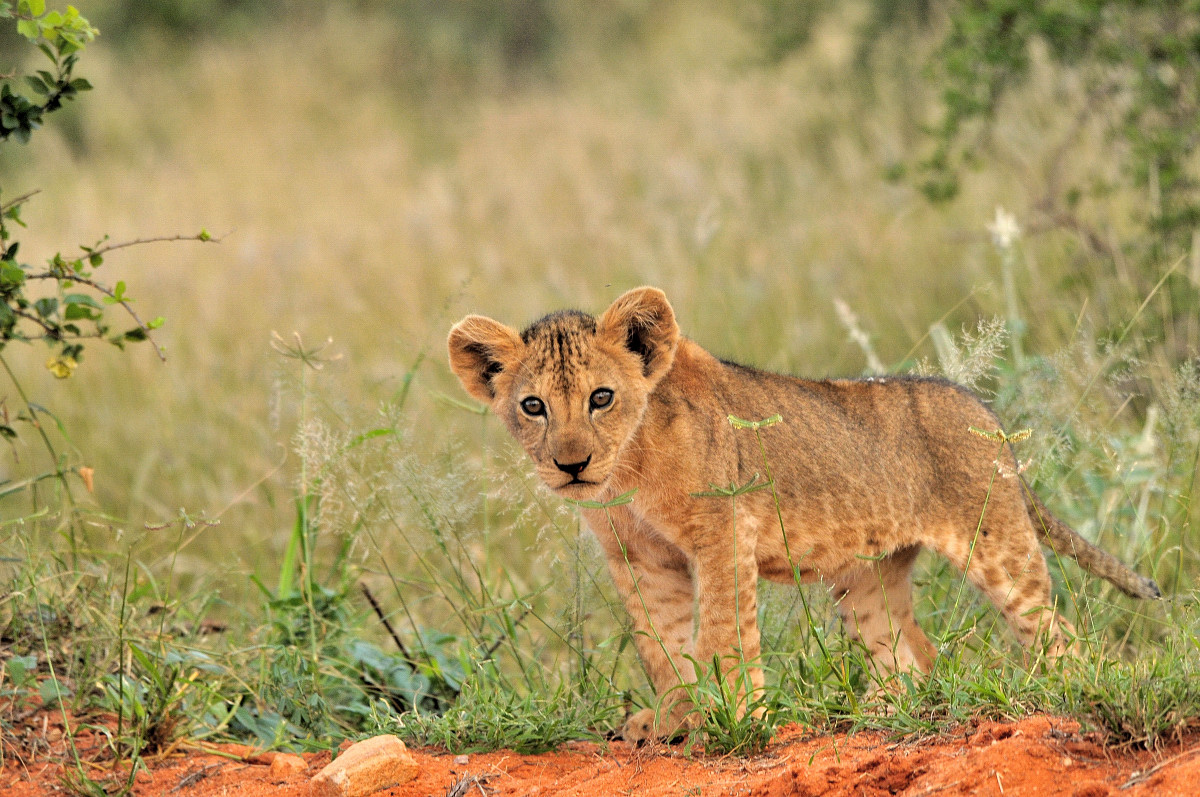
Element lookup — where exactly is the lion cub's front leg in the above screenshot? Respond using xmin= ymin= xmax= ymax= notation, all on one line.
xmin=691 ymin=515 xmax=765 ymax=721
xmin=587 ymin=508 xmax=700 ymax=742
xmin=590 ymin=508 xmax=765 ymax=742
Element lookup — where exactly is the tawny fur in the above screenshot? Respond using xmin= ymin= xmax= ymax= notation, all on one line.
xmin=447 ymin=287 xmax=1161 ymax=742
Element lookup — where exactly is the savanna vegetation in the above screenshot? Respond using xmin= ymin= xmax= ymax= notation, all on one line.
xmin=1 ymin=0 xmax=1199 ymax=791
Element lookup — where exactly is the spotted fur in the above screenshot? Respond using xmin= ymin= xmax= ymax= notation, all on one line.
xmin=448 ymin=287 xmax=1161 ymax=742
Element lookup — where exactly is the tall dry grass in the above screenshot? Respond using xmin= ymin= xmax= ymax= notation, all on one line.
xmin=1 ymin=3 xmax=1193 ymax=617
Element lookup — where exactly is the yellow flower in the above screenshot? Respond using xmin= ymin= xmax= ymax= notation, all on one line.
xmin=46 ymin=355 xmax=78 ymax=379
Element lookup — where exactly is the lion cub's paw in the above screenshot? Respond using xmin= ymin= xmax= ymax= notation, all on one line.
xmin=619 ymin=705 xmax=697 ymax=744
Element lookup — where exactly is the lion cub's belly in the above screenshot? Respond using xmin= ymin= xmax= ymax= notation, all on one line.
xmin=753 ymin=523 xmax=882 ymax=586
xmin=757 ymin=556 xmax=820 ymax=584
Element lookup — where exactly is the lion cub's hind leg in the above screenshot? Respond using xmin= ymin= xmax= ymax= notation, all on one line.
xmin=932 ymin=508 xmax=1071 ymax=658
xmin=832 ymin=546 xmax=939 ymax=683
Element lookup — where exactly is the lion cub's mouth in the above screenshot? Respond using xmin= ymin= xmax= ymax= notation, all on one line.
xmin=554 ymin=477 xmax=602 ymax=496
xmin=560 ymin=477 xmax=593 ymax=488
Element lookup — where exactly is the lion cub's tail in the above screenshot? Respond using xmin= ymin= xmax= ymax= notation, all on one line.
xmin=1021 ymin=480 xmax=1162 ymax=600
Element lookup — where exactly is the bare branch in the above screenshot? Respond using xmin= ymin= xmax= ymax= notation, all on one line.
xmin=86 ymin=231 xmax=226 ymax=258
xmin=11 ymin=306 xmax=69 ymax=337
xmin=1 ymin=189 xmax=41 ymax=214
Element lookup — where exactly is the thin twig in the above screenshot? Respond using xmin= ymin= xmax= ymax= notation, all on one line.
xmin=85 ymin=231 xmax=225 ymax=258
xmin=170 ymin=763 xmax=223 ymax=793
xmin=1121 ymin=747 xmax=1200 ymax=789
xmin=360 ymin=582 xmax=416 ymax=667
xmin=483 ymin=608 xmax=529 ymax=660
xmin=1 ymin=189 xmax=41 ymax=213
xmin=9 ymin=307 xmax=61 ymax=337
xmin=26 ymin=271 xmax=168 ymax=361
xmin=444 ymin=773 xmax=493 ymax=797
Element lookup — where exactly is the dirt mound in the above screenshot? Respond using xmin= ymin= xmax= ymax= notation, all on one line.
xmin=2 ymin=715 xmax=1198 ymax=796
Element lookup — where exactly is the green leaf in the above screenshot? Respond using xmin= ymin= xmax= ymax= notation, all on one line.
xmin=0 ymin=260 xmax=26 ymax=287
xmin=16 ymin=18 xmax=39 ymax=40
xmin=33 ymin=296 xmax=57 ymax=318
xmin=103 ymin=280 xmax=127 ymax=305
xmin=728 ymin=413 xmax=783 ymax=430
xmin=24 ymin=75 xmax=49 ymax=95
xmin=38 ymin=677 xmax=71 ymax=703
xmin=565 ymin=488 xmax=638 ymax=509
xmin=64 ymin=303 xmax=96 ymax=321
xmin=27 ymin=0 xmax=47 ymax=16
xmin=62 ymin=292 xmax=102 ymax=309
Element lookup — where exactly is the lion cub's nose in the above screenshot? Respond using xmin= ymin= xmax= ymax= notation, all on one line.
xmin=554 ymin=456 xmax=591 ymax=477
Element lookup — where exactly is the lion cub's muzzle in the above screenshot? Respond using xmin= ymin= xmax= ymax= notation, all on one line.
xmin=553 ymin=454 xmax=593 ymax=486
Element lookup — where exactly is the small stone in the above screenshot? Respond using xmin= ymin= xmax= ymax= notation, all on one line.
xmin=453 ymin=755 xmax=469 ymax=766
xmin=309 ymin=735 xmax=418 ymax=797
xmin=270 ymin=753 xmax=309 ymax=777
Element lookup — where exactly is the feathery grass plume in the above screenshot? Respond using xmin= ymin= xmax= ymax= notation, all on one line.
xmin=917 ymin=317 xmax=1008 ymax=392
xmin=1162 ymin=360 xmax=1200 ymax=442
xmin=833 ymin=297 xmax=885 ymax=374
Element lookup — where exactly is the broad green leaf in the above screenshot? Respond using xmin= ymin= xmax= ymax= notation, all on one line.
xmin=0 ymin=261 xmax=26 ymax=287
xmin=15 ymin=18 xmax=38 ymax=40
xmin=62 ymin=292 xmax=102 ymax=309
xmin=64 ymin=303 xmax=97 ymax=321
xmin=24 ymin=75 xmax=48 ymax=95
xmin=33 ymin=296 xmax=56 ymax=317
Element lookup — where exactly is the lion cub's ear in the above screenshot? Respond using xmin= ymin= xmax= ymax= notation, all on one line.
xmin=447 ymin=315 xmax=525 ymax=404
xmin=598 ymin=287 xmax=680 ymax=384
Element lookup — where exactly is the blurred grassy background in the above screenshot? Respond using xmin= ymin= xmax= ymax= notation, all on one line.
xmin=1 ymin=0 xmax=1195 ymax=621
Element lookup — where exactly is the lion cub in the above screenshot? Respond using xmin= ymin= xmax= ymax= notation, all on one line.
xmin=448 ymin=287 xmax=1160 ymax=742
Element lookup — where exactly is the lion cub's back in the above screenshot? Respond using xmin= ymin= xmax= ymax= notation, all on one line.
xmin=721 ymin=369 xmax=1016 ymax=514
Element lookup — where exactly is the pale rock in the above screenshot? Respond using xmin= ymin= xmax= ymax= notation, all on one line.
xmin=309 ymin=735 xmax=418 ymax=797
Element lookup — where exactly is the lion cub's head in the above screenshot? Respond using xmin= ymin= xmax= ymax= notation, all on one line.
xmin=448 ymin=287 xmax=680 ymax=499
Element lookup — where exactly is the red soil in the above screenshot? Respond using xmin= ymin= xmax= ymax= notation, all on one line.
xmin=2 ymin=713 xmax=1198 ymax=796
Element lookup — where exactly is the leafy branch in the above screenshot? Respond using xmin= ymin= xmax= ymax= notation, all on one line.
xmin=0 ymin=0 xmax=96 ymax=144
xmin=0 ymin=3 xmax=217 ymax=519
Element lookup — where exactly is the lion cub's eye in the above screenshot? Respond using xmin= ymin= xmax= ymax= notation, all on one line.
xmin=590 ymin=388 xmax=614 ymax=410
xmin=520 ymin=396 xmax=545 ymax=417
